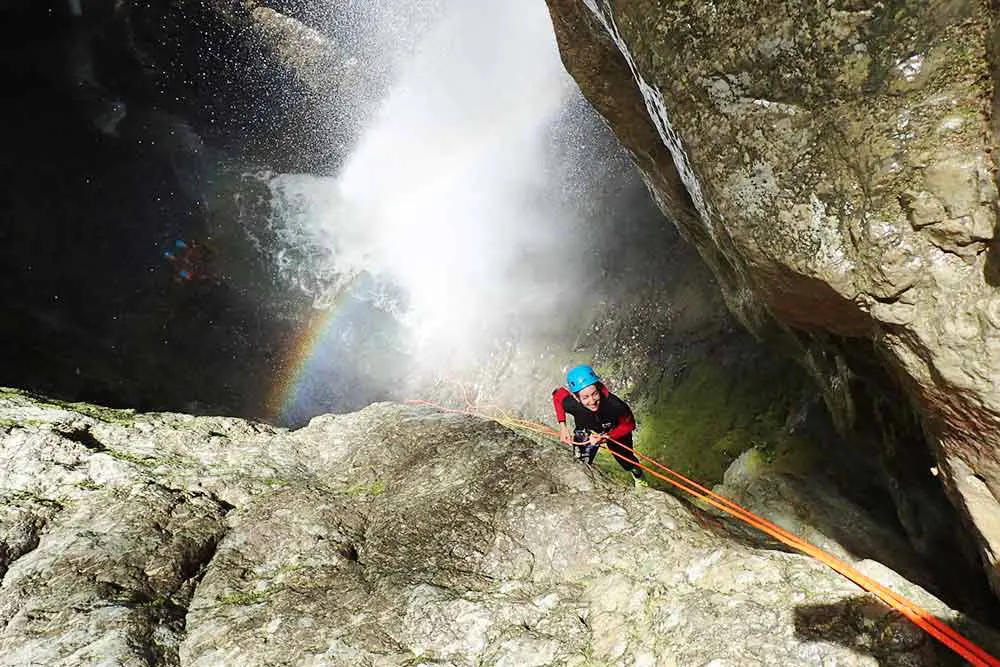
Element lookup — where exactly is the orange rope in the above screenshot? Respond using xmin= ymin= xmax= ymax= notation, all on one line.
xmin=405 ymin=398 xmax=1000 ymax=666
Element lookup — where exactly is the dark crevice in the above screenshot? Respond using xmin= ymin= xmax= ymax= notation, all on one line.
xmin=794 ymin=596 xmax=1000 ymax=666
xmin=147 ymin=514 xmax=231 ymax=666
xmin=928 ymin=241 xmax=988 ymax=260
xmin=984 ymin=0 xmax=1000 ymax=286
xmin=148 ymin=479 xmax=236 ymax=514
xmin=780 ymin=328 xmax=1000 ymax=624
xmin=206 ymin=494 xmax=235 ymax=514
xmin=56 ymin=426 xmax=107 ymax=453
xmin=863 ymin=284 xmax=915 ymax=306
xmin=836 ymin=336 xmax=1000 ymax=625
xmin=0 ymin=532 xmax=40 ymax=592
xmin=338 ymin=542 xmax=359 ymax=562
xmin=98 ymin=483 xmax=237 ymax=665
xmin=0 ymin=500 xmax=60 ymax=594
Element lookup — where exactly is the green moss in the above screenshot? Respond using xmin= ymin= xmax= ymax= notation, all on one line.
xmin=273 ymin=563 xmax=305 ymax=576
xmin=51 ymin=401 xmax=136 ymax=426
xmin=139 ymin=595 xmax=173 ymax=609
xmin=5 ymin=489 xmax=67 ymax=509
xmin=609 ymin=352 xmax=819 ymax=488
xmin=106 ymin=449 xmax=157 ymax=467
xmin=396 ymin=652 xmax=437 ymax=667
xmin=0 ymin=418 xmax=46 ymax=428
xmin=344 ymin=478 xmax=385 ymax=497
xmin=0 ymin=387 xmax=135 ymax=426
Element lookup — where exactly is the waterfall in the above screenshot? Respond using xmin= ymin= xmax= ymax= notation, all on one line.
xmin=261 ymin=0 xmax=598 ymax=375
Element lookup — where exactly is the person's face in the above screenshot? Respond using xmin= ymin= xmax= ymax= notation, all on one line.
xmin=578 ymin=385 xmax=600 ymax=412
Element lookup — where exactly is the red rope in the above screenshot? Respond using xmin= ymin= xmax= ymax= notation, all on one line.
xmin=405 ymin=398 xmax=1000 ymax=666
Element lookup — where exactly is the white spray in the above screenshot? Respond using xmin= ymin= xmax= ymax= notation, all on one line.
xmin=264 ymin=0 xmax=598 ymax=382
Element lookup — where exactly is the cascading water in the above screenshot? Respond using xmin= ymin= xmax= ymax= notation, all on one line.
xmin=258 ymin=0 xmax=639 ymax=425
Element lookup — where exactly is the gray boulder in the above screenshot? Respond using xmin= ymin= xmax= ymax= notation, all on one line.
xmin=1 ymin=389 xmax=996 ymax=665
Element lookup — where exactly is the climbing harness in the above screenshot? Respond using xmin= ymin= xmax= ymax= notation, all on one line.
xmin=405 ymin=398 xmax=1000 ymax=667
xmin=572 ymin=428 xmax=600 ymax=464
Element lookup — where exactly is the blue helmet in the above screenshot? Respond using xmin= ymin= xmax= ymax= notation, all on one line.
xmin=566 ymin=365 xmax=600 ymax=393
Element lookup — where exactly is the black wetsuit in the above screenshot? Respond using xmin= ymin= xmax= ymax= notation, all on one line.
xmin=552 ymin=383 xmax=641 ymax=474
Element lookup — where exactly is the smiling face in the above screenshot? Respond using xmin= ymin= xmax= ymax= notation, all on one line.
xmin=577 ymin=384 xmax=601 ymax=411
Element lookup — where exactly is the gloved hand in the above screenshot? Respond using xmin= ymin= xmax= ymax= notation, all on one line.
xmin=588 ymin=432 xmax=606 ymax=446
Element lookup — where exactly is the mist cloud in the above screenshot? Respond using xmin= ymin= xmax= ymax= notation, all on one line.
xmin=258 ymin=0 xmax=634 ymax=421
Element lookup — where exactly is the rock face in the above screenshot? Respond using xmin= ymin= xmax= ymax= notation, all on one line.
xmin=714 ymin=450 xmax=933 ymax=601
xmin=2 ymin=389 xmax=998 ymax=665
xmin=543 ymin=0 xmax=1000 ymax=596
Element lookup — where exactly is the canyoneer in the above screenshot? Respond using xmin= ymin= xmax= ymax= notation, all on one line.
xmin=552 ymin=365 xmax=648 ymax=490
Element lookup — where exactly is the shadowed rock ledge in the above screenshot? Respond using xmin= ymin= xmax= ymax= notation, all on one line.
xmin=1 ymin=389 xmax=997 ymax=665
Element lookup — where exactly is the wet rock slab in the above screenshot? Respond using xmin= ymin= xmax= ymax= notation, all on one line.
xmin=1 ymin=390 xmax=997 ymax=665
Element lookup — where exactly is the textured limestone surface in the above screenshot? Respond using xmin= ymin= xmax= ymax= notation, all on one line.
xmin=714 ymin=450 xmax=932 ymax=598
xmin=1 ymin=389 xmax=997 ymax=666
xmin=543 ymin=0 xmax=1000 ymax=595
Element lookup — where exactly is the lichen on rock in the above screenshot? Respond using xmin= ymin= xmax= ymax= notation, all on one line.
xmin=1 ymin=391 xmax=998 ymax=665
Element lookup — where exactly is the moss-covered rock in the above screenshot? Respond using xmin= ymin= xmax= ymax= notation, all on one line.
xmin=543 ymin=0 xmax=1000 ymax=600
xmin=627 ymin=351 xmax=817 ymax=487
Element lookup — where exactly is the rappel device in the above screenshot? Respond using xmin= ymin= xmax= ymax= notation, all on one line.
xmin=572 ymin=428 xmax=600 ymax=464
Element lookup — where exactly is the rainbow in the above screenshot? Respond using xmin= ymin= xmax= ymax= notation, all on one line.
xmin=268 ymin=291 xmax=355 ymax=427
